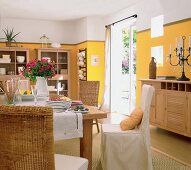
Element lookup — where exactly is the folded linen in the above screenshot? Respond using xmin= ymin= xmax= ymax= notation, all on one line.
xmin=54 ymin=111 xmax=83 ymax=140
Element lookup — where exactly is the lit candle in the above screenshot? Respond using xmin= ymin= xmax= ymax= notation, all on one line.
xmin=180 ymin=36 xmax=183 ymax=48
xmin=177 ymin=42 xmax=180 ymax=50
xmin=176 ymin=37 xmax=178 ymax=48
xmin=170 ymin=44 xmax=172 ymax=54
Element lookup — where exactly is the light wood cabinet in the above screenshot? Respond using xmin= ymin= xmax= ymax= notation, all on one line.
xmin=141 ymin=79 xmax=191 ymax=138
xmin=165 ymin=91 xmax=187 ymax=134
xmin=0 ymin=47 xmax=29 ymax=76
xmin=187 ymin=93 xmax=191 ymax=135
xmin=155 ymin=90 xmax=165 ymax=126
xmin=37 ymin=48 xmax=71 ymax=97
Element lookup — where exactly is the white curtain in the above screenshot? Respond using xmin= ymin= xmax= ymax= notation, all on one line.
xmin=100 ymin=26 xmax=111 ymax=112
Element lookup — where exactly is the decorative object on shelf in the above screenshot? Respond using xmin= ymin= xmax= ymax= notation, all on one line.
xmin=22 ymin=59 xmax=56 ymax=82
xmin=0 ymin=28 xmax=20 ymax=47
xmin=149 ymin=57 xmax=157 ymax=79
xmin=167 ymin=36 xmax=191 ymax=81
xmin=40 ymin=34 xmax=49 ymax=48
xmin=77 ymin=48 xmax=87 ymax=80
xmin=0 ymin=78 xmax=19 ymax=104
xmin=2 ymin=55 xmax=10 ymax=60
xmin=0 ymin=54 xmax=11 ymax=63
xmin=0 ymin=57 xmax=11 ymax=63
xmin=156 ymin=76 xmax=176 ymax=80
xmin=37 ymin=48 xmax=70 ymax=97
xmin=79 ymin=61 xmax=84 ymax=67
xmin=0 ymin=68 xmax=6 ymax=75
xmin=60 ymin=69 xmax=67 ymax=74
xmin=51 ymin=42 xmax=61 ymax=48
xmin=42 ymin=57 xmax=51 ymax=62
xmin=18 ymin=66 xmax=24 ymax=75
xmin=7 ymin=71 xmax=15 ymax=75
xmin=0 ymin=48 xmax=29 ymax=76
xmin=16 ymin=56 xmax=25 ymax=63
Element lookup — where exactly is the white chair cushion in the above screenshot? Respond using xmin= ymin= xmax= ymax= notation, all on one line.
xmin=55 ymin=154 xmax=88 ymax=170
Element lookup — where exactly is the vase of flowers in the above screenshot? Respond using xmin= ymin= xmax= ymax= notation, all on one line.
xmin=22 ymin=59 xmax=56 ymax=96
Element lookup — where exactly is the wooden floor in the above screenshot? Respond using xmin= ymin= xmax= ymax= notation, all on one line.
xmin=150 ymin=125 xmax=191 ymax=166
xmin=100 ymin=113 xmax=191 ymax=166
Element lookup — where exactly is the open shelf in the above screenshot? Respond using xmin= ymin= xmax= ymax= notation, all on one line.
xmin=159 ymin=81 xmax=190 ymax=92
xmin=78 ymin=48 xmax=87 ymax=81
xmin=179 ymin=83 xmax=185 ymax=91
xmin=0 ymin=48 xmax=29 ymax=76
xmin=37 ymin=48 xmax=70 ymax=97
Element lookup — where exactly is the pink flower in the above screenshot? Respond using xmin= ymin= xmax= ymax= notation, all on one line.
xmin=41 ymin=58 xmax=48 ymax=63
xmin=22 ymin=59 xmax=56 ymax=81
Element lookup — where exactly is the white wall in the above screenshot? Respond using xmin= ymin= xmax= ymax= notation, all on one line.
xmin=0 ymin=16 xmax=106 ymax=44
xmin=74 ymin=16 xmax=106 ymax=42
xmin=105 ymin=0 xmax=191 ymax=32
xmin=86 ymin=16 xmax=105 ymax=41
xmin=0 ymin=18 xmax=77 ymax=44
xmin=0 ymin=0 xmax=190 ymax=44
xmin=74 ymin=17 xmax=88 ymax=43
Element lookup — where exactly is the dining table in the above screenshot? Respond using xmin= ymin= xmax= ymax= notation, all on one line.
xmin=81 ymin=105 xmax=107 ymax=170
xmin=0 ymin=95 xmax=107 ymax=170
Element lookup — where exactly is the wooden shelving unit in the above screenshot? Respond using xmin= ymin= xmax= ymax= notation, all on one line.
xmin=37 ymin=48 xmax=71 ymax=97
xmin=78 ymin=48 xmax=87 ymax=81
xmin=0 ymin=47 xmax=29 ymax=76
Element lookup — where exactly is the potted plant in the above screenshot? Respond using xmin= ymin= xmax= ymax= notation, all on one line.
xmin=0 ymin=28 xmax=20 ymax=47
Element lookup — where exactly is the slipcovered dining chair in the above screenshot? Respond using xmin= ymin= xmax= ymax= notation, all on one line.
xmin=101 ymin=84 xmax=154 ymax=170
xmin=79 ymin=80 xmax=100 ymax=133
xmin=0 ymin=105 xmax=88 ymax=170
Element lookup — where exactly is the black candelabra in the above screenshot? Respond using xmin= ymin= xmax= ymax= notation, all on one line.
xmin=168 ymin=36 xmax=191 ymax=81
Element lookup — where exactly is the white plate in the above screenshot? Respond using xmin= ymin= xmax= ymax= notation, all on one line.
xmin=47 ymin=100 xmax=70 ymax=105
xmin=73 ymin=110 xmax=89 ymax=114
xmin=51 ymin=105 xmax=68 ymax=109
xmin=46 ymin=100 xmax=71 ymax=109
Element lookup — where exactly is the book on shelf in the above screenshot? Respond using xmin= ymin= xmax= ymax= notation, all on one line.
xmin=156 ymin=76 xmax=177 ymax=80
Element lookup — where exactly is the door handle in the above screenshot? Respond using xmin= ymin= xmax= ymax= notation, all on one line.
xmin=121 ymin=97 xmax=129 ymax=99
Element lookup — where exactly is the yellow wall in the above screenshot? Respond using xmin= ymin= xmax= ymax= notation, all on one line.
xmin=136 ymin=19 xmax=191 ymax=104
xmin=87 ymin=41 xmax=105 ymax=105
xmin=1 ymin=19 xmax=190 ymax=108
xmin=76 ymin=41 xmax=105 ymax=105
xmin=0 ymin=41 xmax=104 ymax=102
xmin=0 ymin=42 xmax=78 ymax=99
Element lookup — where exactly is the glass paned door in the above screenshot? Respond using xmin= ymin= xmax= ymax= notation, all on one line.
xmin=111 ymin=19 xmax=136 ymax=115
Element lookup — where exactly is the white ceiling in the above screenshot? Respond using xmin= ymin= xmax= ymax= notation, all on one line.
xmin=0 ymin=0 xmax=141 ymax=21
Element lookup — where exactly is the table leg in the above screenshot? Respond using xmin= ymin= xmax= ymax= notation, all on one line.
xmin=80 ymin=119 xmax=93 ymax=170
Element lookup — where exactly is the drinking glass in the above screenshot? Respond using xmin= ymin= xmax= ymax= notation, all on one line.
xmin=31 ymin=85 xmax=38 ymax=105
xmin=0 ymin=78 xmax=19 ymax=105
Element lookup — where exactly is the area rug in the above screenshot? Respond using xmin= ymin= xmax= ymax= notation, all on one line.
xmin=54 ymin=131 xmax=191 ymax=170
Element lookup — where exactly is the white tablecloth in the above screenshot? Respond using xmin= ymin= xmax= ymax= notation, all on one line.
xmin=16 ymin=98 xmax=83 ymax=140
xmin=54 ymin=111 xmax=83 ymax=140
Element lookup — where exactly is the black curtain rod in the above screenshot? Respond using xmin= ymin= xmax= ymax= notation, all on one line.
xmin=105 ymin=14 xmax=137 ymax=28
